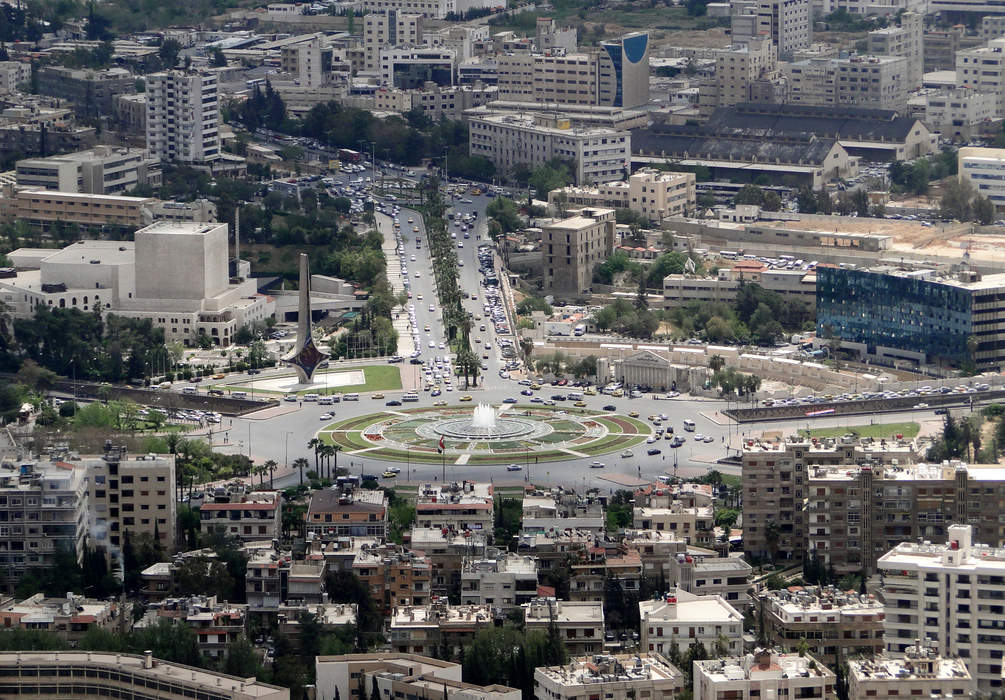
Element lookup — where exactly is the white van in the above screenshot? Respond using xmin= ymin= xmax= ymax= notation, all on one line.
xmin=568 ymin=392 xmax=584 ymax=401
xmin=402 ymin=393 xmax=420 ymax=402
xmin=344 ymin=393 xmax=360 ymax=401
xmin=319 ymin=396 xmax=333 ymax=405
xmin=232 ymin=391 xmax=247 ymax=399
xmin=683 ymin=419 xmax=696 ymax=431
xmin=182 ymin=386 xmax=197 ymax=395
xmin=304 ymin=393 xmax=319 ymax=402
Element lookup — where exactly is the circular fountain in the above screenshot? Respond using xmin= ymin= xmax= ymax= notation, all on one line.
xmin=431 ymin=402 xmax=539 ymax=441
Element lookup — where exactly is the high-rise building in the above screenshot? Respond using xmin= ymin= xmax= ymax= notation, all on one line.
xmin=146 ymin=69 xmax=221 ymax=164
xmin=877 ymin=524 xmax=999 ymax=695
xmin=700 ymin=38 xmax=778 ymax=117
xmin=784 ymin=54 xmax=909 ymax=111
xmin=364 ymin=12 xmax=423 ymax=72
xmin=540 ymin=207 xmax=617 ymax=294
xmin=599 ymin=32 xmax=650 ymax=108
xmin=867 ymin=11 xmax=923 ymax=89
xmin=280 ymin=34 xmax=336 ymax=87
xmin=756 ymin=0 xmax=812 ymax=60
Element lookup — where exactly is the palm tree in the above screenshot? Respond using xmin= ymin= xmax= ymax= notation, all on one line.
xmin=307 ymin=437 xmax=322 ymax=473
xmin=264 ymin=459 xmax=278 ymax=489
xmin=331 ymin=444 xmax=341 ymax=475
xmin=319 ymin=444 xmax=334 ymax=480
xmin=709 ymin=355 xmax=725 ymax=374
xmin=293 ymin=457 xmax=309 ymax=486
xmin=253 ymin=462 xmax=268 ymax=487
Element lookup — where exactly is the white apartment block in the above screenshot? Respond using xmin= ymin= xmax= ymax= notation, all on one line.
xmin=360 ymin=0 xmax=497 ymax=20
xmin=146 ymin=69 xmax=221 ymax=164
xmin=709 ymin=38 xmax=778 ymax=114
xmin=373 ymin=83 xmax=496 ymax=121
xmin=469 ymin=113 xmax=629 ymax=185
xmin=523 ymin=598 xmax=605 ymax=657
xmin=639 ymin=590 xmax=744 ymax=657
xmin=925 ymin=88 xmax=997 ymax=141
xmin=784 ymin=54 xmax=909 ymax=111
xmin=756 ymin=0 xmax=811 ymax=60
xmin=548 ymin=169 xmax=695 ymax=221
xmin=0 ymin=460 xmax=89 ymax=594
xmin=280 ymin=35 xmax=334 ymax=88
xmin=663 ymin=266 xmax=817 ymax=310
xmin=957 ymin=37 xmax=1005 ymax=118
xmin=534 ymin=654 xmax=684 ymax=700
xmin=959 ymin=146 xmax=1005 ymax=211
xmin=364 ymin=11 xmax=423 ymax=72
xmin=693 ymin=650 xmax=836 ymax=700
xmin=813 ymin=0 xmax=927 ymax=16
xmin=15 ymin=146 xmax=154 ymax=195
xmin=877 ymin=524 xmax=1000 ymax=695
xmin=848 ymin=649 xmax=971 ymax=700
xmin=0 ymin=61 xmax=30 ymax=94
xmin=866 ymin=12 xmax=923 ymax=89
xmin=460 ymin=554 xmax=538 ymax=612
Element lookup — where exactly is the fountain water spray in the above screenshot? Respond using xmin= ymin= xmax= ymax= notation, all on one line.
xmin=471 ymin=403 xmax=497 ymax=430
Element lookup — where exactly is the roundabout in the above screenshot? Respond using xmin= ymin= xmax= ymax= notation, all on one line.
xmin=319 ymin=403 xmax=651 ymax=466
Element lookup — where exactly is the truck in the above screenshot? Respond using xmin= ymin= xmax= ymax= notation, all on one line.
xmin=573 ymin=324 xmax=586 ymax=336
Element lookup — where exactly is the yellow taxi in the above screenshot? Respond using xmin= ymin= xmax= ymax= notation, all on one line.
xmin=628 ymin=411 xmax=640 ymax=418
xmin=574 ymin=401 xmax=587 ymax=407
xmin=460 ymin=395 xmax=473 ymax=402
xmin=372 ymin=393 xmax=385 ymax=400
xmin=530 ymin=383 xmax=542 ymax=390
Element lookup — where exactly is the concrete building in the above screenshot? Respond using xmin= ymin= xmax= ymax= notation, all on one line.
xmin=663 ymin=264 xmax=816 ymax=311
xmin=639 ymin=590 xmax=744 ymax=657
xmin=36 ymin=66 xmax=135 ymax=118
xmin=0 ymin=459 xmax=89 ymax=594
xmin=364 ymin=12 xmax=423 ymax=72
xmin=408 ymin=527 xmax=490 ymax=597
xmin=380 ymin=47 xmax=455 ymax=89
xmin=703 ymin=38 xmax=778 ymax=116
xmin=959 ymin=146 xmax=1005 ymax=211
xmin=390 ymin=601 xmax=494 ymax=656
xmin=373 ymin=83 xmax=496 ymax=122
xmin=816 ymin=264 xmax=1005 ymax=370
xmin=741 ymin=435 xmax=917 ymax=563
xmin=548 ymin=169 xmax=695 ymax=221
xmin=758 ymin=585 xmax=885 ymax=666
xmin=866 ymin=12 xmax=923 ymax=90
xmin=468 ymin=112 xmax=629 ymax=185
xmin=523 ymin=597 xmax=605 ymax=657
xmin=623 ymin=530 xmax=688 ymax=580
xmin=2 ymin=189 xmax=152 ymax=232
xmin=146 ymin=69 xmax=221 ymax=164
xmin=756 ymin=0 xmax=811 ymax=60
xmin=0 ymin=593 xmax=129 ymax=642
xmin=280 ymin=34 xmax=336 ymax=88
xmin=0 ymin=61 xmax=30 ymax=94
xmin=246 ymin=547 xmax=292 ymax=612
xmin=15 ymin=146 xmax=154 ymax=195
xmin=306 ymin=488 xmax=389 ymax=539
xmin=784 ymin=54 xmax=909 ymax=112
xmin=541 ymin=207 xmax=616 ymax=295
xmin=86 ymin=446 xmax=175 ymax=553
xmin=924 ymin=87 xmax=997 ymax=141
xmin=353 ymin=545 xmax=431 ymax=614
xmin=359 ymin=0 xmax=498 ymax=20
xmin=877 ymin=524 xmax=1001 ymax=695
xmin=414 ymin=481 xmax=493 ymax=535
xmin=957 ymin=37 xmax=1005 ymax=118
xmin=114 ymin=92 xmax=146 ymax=134
xmin=460 ymin=554 xmax=537 ymax=612
xmin=199 ymin=492 xmax=281 ymax=543
xmin=848 ymin=649 xmax=971 ymax=700
xmin=693 ymin=649 xmax=836 ymax=700
xmin=632 ymin=502 xmax=714 ymax=546
xmin=534 ymin=654 xmax=684 ymax=700
xmin=0 ymin=652 xmax=288 ymax=700
xmin=316 ymin=654 xmax=463 ymax=700
xmin=521 ymin=490 xmax=606 ymax=535
xmin=671 ymin=553 xmax=753 ymax=610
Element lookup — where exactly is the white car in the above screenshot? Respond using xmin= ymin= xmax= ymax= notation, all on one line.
xmin=415 ymin=271 xmax=421 ymax=278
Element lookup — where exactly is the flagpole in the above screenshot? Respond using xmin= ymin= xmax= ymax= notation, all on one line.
xmin=441 ymin=440 xmax=446 ymax=483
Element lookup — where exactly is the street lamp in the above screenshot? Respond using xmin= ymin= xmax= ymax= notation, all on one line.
xmin=285 ymin=431 xmax=293 ymax=470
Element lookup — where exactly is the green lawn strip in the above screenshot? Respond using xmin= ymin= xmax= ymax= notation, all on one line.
xmin=798 ymin=422 xmax=919 ymax=439
xmin=225 ymin=366 xmax=403 ymax=396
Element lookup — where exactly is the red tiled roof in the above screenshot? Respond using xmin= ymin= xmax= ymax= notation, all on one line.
xmin=200 ymin=502 xmax=277 ymax=511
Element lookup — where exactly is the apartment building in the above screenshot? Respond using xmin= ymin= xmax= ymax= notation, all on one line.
xmin=246 ymin=547 xmax=292 ymax=612
xmin=359 ymin=0 xmax=497 ymax=19
xmin=663 ymin=265 xmax=816 ymax=311
xmin=460 ymin=554 xmax=538 ymax=612
xmin=3 ymin=189 xmax=154 ymax=231
xmin=701 ymin=38 xmax=778 ymax=117
xmin=86 ymin=447 xmax=175 ymax=552
xmin=521 ymin=489 xmax=606 ymax=535
xmin=758 ymin=585 xmax=885 ymax=666
xmin=671 ymin=554 xmax=753 ymax=609
xmin=380 ymin=47 xmax=455 ymax=89
xmin=924 ymin=87 xmax=997 ymax=141
xmin=115 ymin=92 xmax=146 ymax=134
xmin=639 ymin=590 xmax=744 ymax=657
xmin=957 ymin=37 xmax=1005 ymax=118
xmin=468 ymin=113 xmax=629 ymax=186
xmin=693 ymin=649 xmax=836 ymax=700
xmin=0 ymin=460 xmax=89 ymax=594
xmin=534 ymin=653 xmax=684 ymax=700
xmin=523 ymin=598 xmax=605 ymax=657
xmin=570 ymin=547 xmax=642 ymax=603
xmin=306 ymin=488 xmax=389 ymax=539
xmin=541 ymin=207 xmax=616 ymax=295
xmin=0 ymin=652 xmax=288 ymax=700
xmin=15 ymin=146 xmax=154 ymax=195
xmin=390 ymin=602 xmax=494 ymax=656
xmin=848 ymin=648 xmax=971 ymax=700
xmin=742 ymin=435 xmax=916 ymax=563
xmin=136 ymin=595 xmax=248 ymax=660
xmin=878 ymin=524 xmax=1000 ymax=694
xmin=632 ymin=495 xmax=714 ymax=546
xmin=622 ymin=530 xmax=688 ymax=580
xmin=806 ymin=461 xmax=1005 ymax=576
xmin=866 ymin=12 xmax=923 ymax=89
xmin=373 ymin=83 xmax=496 ymax=123
xmin=146 ymin=69 xmax=221 ymax=164
xmin=198 ymin=492 xmax=281 ymax=543
xmin=755 ymin=0 xmax=811 ymax=60
xmin=960 ymin=146 xmax=1005 ymax=212
xmin=0 ymin=593 xmax=129 ymax=642
xmin=37 ymin=66 xmax=135 ymax=118
xmin=352 ymin=545 xmax=431 ymax=614
xmin=409 ymin=527 xmax=490 ymax=597
xmin=414 ymin=481 xmax=493 ymax=535
xmin=316 ymin=654 xmax=463 ymax=700
xmin=280 ymin=34 xmax=335 ymax=88
xmin=514 ymin=530 xmax=594 ymax=578
xmin=0 ymin=61 xmax=30 ymax=94
xmin=548 ymin=169 xmax=695 ymax=221
xmin=784 ymin=54 xmax=909 ymax=112
xmin=363 ymin=12 xmax=422 ymax=71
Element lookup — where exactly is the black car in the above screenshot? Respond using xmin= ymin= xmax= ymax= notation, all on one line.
xmin=647 ymin=448 xmax=662 ymax=456
xmin=934 ymin=407 xmax=949 ymax=415
xmin=551 ymin=394 xmax=567 ymax=401
xmin=410 ymin=358 xmax=424 ymax=364
xmin=603 ymin=404 xmax=617 ymax=411
xmin=247 ymin=368 xmax=261 ymax=375
xmin=386 ymin=400 xmax=402 ymax=406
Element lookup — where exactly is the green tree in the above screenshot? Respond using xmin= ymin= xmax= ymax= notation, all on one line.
xmin=734 ymin=184 xmax=765 ymax=206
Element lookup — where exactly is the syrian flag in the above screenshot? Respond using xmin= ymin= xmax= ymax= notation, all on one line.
xmin=438 ymin=436 xmax=445 ymax=454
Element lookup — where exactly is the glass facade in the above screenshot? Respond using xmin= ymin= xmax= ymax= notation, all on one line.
xmin=816 ymin=267 xmax=973 ymax=363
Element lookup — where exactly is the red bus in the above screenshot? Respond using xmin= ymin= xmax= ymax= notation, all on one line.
xmin=338 ymin=148 xmax=362 ymax=163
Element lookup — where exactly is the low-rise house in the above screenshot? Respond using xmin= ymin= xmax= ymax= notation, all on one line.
xmin=639 ymin=590 xmax=743 ymax=657
xmin=523 ymin=597 xmax=605 ymax=657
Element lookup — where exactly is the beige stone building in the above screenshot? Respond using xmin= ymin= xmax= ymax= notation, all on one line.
xmin=663 ymin=264 xmax=816 ymax=311
xmin=759 ymin=585 xmax=885 ymax=667
xmin=414 ymin=481 xmax=493 ymax=535
xmin=866 ymin=12 xmax=923 ymax=89
xmin=15 ymin=146 xmax=155 ymax=195
xmin=693 ymin=649 xmax=836 ymax=700
xmin=548 ymin=169 xmax=695 ymax=221
xmin=671 ymin=554 xmax=753 ymax=610
xmin=541 ymin=207 xmax=616 ymax=295
xmin=364 ymin=12 xmax=422 ymax=71
xmin=199 ymin=492 xmax=281 ymax=543
xmin=0 ymin=593 xmax=130 ymax=642
xmin=523 ymin=598 xmax=605 ymax=656
xmin=460 ymin=554 xmax=537 ymax=612
xmin=316 ymin=654 xmax=462 ymax=700
xmin=848 ymin=648 xmax=971 ymax=700
xmin=534 ymin=654 xmax=684 ymax=700
xmin=785 ymin=54 xmax=910 ymax=111
xmin=700 ymin=38 xmax=778 ymax=117
xmin=957 ymin=37 xmax=1005 ymax=118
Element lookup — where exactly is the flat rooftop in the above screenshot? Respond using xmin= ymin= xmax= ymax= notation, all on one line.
xmin=37 ymin=240 xmax=135 ymax=266
xmin=537 ymin=653 xmax=682 ymax=687
xmin=849 ymin=652 xmax=970 ymax=684
xmin=135 ymin=221 xmax=223 ymax=236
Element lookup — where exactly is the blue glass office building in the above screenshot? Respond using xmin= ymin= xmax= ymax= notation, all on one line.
xmin=816 ymin=266 xmax=983 ymax=366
